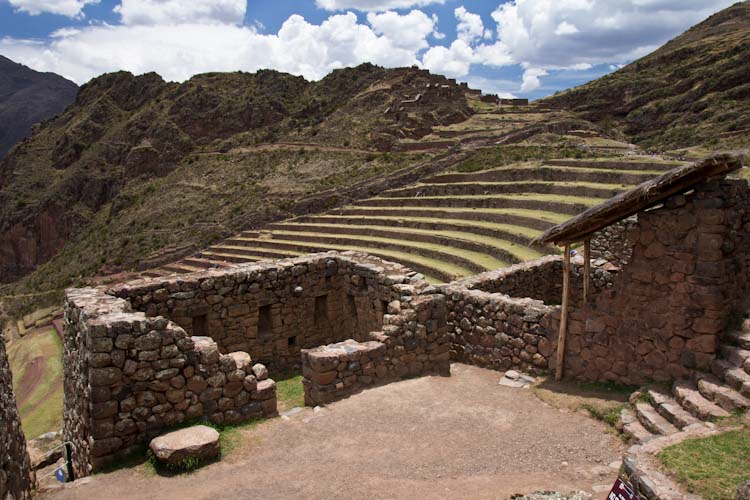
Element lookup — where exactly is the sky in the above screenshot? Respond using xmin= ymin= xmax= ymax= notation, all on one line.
xmin=0 ymin=0 xmax=738 ymax=99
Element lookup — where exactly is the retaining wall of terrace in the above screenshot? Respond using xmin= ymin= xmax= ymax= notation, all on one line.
xmin=1 ymin=333 xmax=34 ymax=499
xmin=590 ymin=216 xmax=637 ymax=267
xmin=564 ymin=179 xmax=750 ymax=384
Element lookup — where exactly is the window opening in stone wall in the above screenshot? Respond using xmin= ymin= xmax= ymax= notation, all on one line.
xmin=347 ymin=295 xmax=358 ymax=320
xmin=258 ymin=305 xmax=273 ymax=339
xmin=381 ymin=300 xmax=389 ymax=314
xmin=288 ymin=336 xmax=297 ymax=347
xmin=192 ymin=314 xmax=208 ymax=336
xmin=315 ymin=295 xmax=329 ymax=326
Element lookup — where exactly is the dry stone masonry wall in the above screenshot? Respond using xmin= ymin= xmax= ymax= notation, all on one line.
xmin=63 ymin=252 xmax=432 ymax=476
xmin=1 ymin=333 xmax=34 ymax=500
xmin=564 ymin=179 xmax=750 ymax=384
xmin=63 ymin=288 xmax=277 ymax=477
xmin=438 ymin=257 xmax=618 ymax=373
xmin=590 ymin=216 xmax=637 ymax=267
xmin=113 ymin=253 xmax=419 ymax=371
xmin=302 ymin=294 xmax=449 ymax=405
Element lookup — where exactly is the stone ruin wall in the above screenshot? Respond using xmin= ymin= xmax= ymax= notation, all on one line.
xmin=302 ymin=293 xmax=449 ymax=405
xmin=115 ymin=254 xmax=402 ymax=371
xmin=564 ymin=179 xmax=750 ymax=384
xmin=63 ymin=252 xmax=440 ymax=476
xmin=63 ymin=287 xmax=277 ymax=477
xmin=438 ymin=256 xmax=618 ymax=374
xmin=1 ymin=332 xmax=34 ymax=499
xmin=590 ymin=216 xmax=637 ymax=267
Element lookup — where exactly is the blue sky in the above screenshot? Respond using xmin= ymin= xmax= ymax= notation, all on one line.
xmin=0 ymin=0 xmax=736 ymax=99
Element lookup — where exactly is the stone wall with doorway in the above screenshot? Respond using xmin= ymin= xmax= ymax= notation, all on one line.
xmin=1 ymin=332 xmax=34 ymax=499
xmin=302 ymin=294 xmax=450 ymax=405
xmin=63 ymin=251 xmax=430 ymax=476
xmin=112 ymin=252 xmax=424 ymax=371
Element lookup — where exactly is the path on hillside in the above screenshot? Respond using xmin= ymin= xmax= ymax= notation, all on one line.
xmin=46 ymin=364 xmax=625 ymax=500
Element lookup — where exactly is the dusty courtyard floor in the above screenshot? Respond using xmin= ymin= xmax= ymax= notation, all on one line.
xmin=45 ymin=364 xmax=625 ymax=500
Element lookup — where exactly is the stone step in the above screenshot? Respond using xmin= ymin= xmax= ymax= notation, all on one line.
xmin=353 ymin=194 xmax=597 ymax=216
xmin=712 ymin=359 xmax=750 ymax=397
xmin=695 ymin=373 xmax=750 ymax=412
xmin=542 ymin=159 xmax=677 ymax=172
xmin=634 ymin=402 xmax=680 ymax=435
xmin=647 ymin=388 xmax=700 ymax=429
xmin=672 ymin=380 xmax=731 ymax=421
xmin=619 ymin=409 xmax=656 ymax=444
xmin=425 ymin=165 xmax=657 ymax=186
xmin=331 ymin=206 xmax=565 ymax=231
xmin=726 ymin=330 xmax=750 ymax=350
xmin=380 ymin=181 xmax=628 ymax=200
xmin=720 ymin=345 xmax=750 ymax=368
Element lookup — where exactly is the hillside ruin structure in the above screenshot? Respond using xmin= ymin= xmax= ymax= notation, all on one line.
xmin=3 ymin=153 xmax=748 ymax=485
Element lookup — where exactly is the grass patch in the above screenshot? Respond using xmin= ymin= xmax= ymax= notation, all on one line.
xmin=581 ymin=403 xmax=625 ymax=428
xmin=451 ymin=145 xmax=603 ymax=173
xmin=274 ymin=372 xmax=305 ymax=412
xmin=7 ymin=327 xmax=64 ymax=439
xmin=532 ymin=377 xmax=633 ymax=431
xmin=659 ymin=427 xmax=750 ymax=500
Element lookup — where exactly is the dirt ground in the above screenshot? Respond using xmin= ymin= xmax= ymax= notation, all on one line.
xmin=45 ymin=364 xmax=625 ymax=500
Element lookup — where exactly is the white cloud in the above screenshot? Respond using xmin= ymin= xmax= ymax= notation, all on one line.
xmin=491 ymin=0 xmax=737 ymax=69
xmin=0 ymin=11 xmax=427 ymax=84
xmin=114 ymin=0 xmax=246 ymax=25
xmin=554 ymin=21 xmax=579 ymax=35
xmin=421 ymin=39 xmax=477 ymax=78
xmin=366 ymin=10 xmax=437 ymax=51
xmin=315 ymin=0 xmax=445 ymax=11
xmin=7 ymin=0 xmax=98 ymax=18
xmin=520 ymin=67 xmax=547 ymax=92
xmin=454 ymin=6 xmax=485 ymax=43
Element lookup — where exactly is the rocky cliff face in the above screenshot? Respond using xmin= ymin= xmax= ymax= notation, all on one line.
xmin=0 ymin=64 xmax=472 ymax=285
xmin=542 ymin=2 xmax=750 ymax=150
xmin=0 ymin=333 xmax=34 ymax=499
xmin=0 ymin=56 xmax=78 ymax=159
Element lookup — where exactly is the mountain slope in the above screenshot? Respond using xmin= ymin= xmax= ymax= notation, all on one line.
xmin=0 ymin=56 xmax=78 ymax=158
xmin=542 ymin=1 xmax=750 ymax=150
xmin=0 ymin=64 xmax=474 ymax=284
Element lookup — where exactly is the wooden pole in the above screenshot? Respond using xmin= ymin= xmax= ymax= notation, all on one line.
xmin=555 ymin=243 xmax=571 ymax=381
xmin=583 ymin=238 xmax=591 ymax=304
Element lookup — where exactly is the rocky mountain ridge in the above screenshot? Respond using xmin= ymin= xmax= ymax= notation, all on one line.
xmin=542 ymin=1 xmax=750 ymax=150
xmin=0 ymin=56 xmax=78 ymax=159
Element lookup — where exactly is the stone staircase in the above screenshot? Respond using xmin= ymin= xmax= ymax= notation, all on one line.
xmin=620 ymin=323 xmax=750 ymax=444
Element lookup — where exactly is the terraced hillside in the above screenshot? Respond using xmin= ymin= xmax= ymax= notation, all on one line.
xmin=147 ymin=157 xmax=681 ymax=283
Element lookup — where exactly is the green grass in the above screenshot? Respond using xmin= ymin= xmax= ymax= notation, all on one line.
xmin=581 ymin=403 xmax=626 ymax=428
xmin=297 ymin=215 xmax=546 ymax=240
xmin=412 ymin=180 xmax=635 ymax=191
xmin=446 ymin=164 xmax=667 ymax=177
xmin=449 ymin=145 xmax=604 ymax=173
xmin=7 ymin=328 xmax=63 ymax=439
xmin=274 ymin=372 xmax=305 ymax=412
xmin=256 ymin=232 xmax=509 ymax=271
xmin=369 ymin=193 xmax=607 ymax=206
xmin=338 ymin=206 xmax=573 ymax=224
xmin=659 ymin=427 xmax=750 ymax=500
xmin=270 ymin=224 xmax=547 ymax=262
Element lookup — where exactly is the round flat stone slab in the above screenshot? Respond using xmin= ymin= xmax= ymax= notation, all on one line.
xmin=149 ymin=425 xmax=220 ymax=466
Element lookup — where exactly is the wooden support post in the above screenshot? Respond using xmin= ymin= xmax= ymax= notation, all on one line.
xmin=583 ymin=238 xmax=591 ymax=304
xmin=555 ymin=243 xmax=571 ymax=381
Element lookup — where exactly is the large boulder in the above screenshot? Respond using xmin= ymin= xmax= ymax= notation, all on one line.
xmin=149 ymin=425 xmax=220 ymax=467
